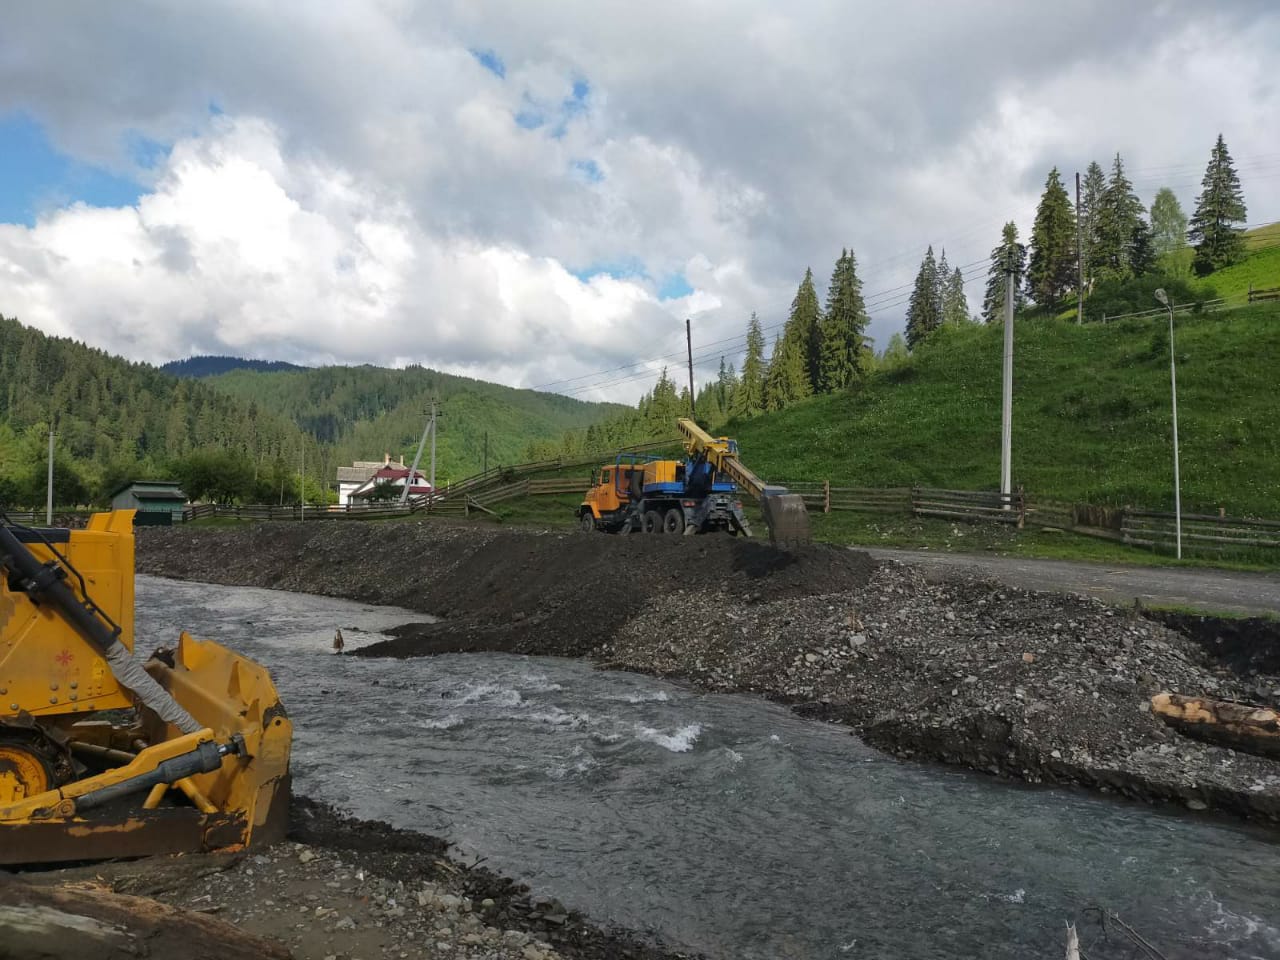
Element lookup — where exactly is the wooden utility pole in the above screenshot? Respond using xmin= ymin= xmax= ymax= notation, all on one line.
xmin=1076 ymin=171 xmax=1084 ymax=325
xmin=483 ymin=431 xmax=489 ymax=474
xmin=685 ymin=318 xmax=696 ymax=418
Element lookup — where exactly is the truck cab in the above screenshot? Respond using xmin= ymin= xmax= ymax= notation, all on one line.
xmin=578 ymin=452 xmax=749 ymax=536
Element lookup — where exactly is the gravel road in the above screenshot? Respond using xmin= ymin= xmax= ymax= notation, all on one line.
xmin=865 ymin=548 xmax=1280 ymax=616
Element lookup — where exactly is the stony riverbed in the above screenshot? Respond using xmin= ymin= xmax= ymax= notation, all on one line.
xmin=136 ymin=520 xmax=1280 ymax=822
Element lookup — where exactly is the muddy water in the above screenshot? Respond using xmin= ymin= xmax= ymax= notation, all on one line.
xmin=135 ymin=576 xmax=1280 ymax=960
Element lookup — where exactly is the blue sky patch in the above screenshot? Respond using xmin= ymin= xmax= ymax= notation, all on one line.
xmin=571 ymin=257 xmax=646 ymax=283
xmin=657 ymin=272 xmax=694 ymax=300
xmin=570 ymin=158 xmax=603 ymax=183
xmin=471 ymin=48 xmax=506 ymax=79
xmin=515 ymin=109 xmax=544 ymax=130
xmin=0 ymin=112 xmax=150 ymax=225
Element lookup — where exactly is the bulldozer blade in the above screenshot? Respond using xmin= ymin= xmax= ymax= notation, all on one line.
xmin=762 ymin=493 xmax=811 ymax=545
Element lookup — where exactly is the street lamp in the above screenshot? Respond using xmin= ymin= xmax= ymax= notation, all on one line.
xmin=1153 ymin=289 xmax=1182 ymax=559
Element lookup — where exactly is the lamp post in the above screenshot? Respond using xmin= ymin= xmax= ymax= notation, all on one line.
xmin=1154 ymin=289 xmax=1182 ymax=559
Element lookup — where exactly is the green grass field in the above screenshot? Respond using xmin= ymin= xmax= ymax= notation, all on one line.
xmin=723 ymin=301 xmax=1280 ymax=517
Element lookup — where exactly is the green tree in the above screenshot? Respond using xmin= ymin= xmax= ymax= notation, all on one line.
xmin=905 ymin=246 xmax=941 ymax=349
xmin=783 ymin=268 xmax=822 ymax=392
xmin=1149 ymin=187 xmax=1189 ymax=276
xmin=878 ymin=332 xmax=910 ymax=372
xmin=817 ymin=248 xmax=869 ymax=391
xmin=1129 ymin=218 xmax=1155 ymax=278
xmin=941 ymin=267 xmax=970 ymax=325
xmin=1079 ymin=161 xmax=1107 ymax=284
xmin=1026 ymin=167 xmax=1076 ymax=306
xmin=1095 ymin=153 xmax=1145 ymax=280
xmin=982 ymin=223 xmax=1026 ymax=323
xmin=731 ymin=312 xmax=767 ymax=418
xmin=763 ymin=332 xmax=809 ymax=411
xmin=1189 ymin=133 xmax=1248 ymax=276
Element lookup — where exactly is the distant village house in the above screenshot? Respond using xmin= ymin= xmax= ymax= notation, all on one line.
xmin=109 ymin=480 xmax=188 ymax=525
xmin=336 ymin=454 xmax=433 ymax=504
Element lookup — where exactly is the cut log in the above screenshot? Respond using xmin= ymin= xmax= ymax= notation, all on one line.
xmin=0 ymin=875 xmax=289 ymax=960
xmin=1151 ymin=692 xmax=1280 ymax=759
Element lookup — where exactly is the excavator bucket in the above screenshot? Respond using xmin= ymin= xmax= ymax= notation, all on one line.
xmin=762 ymin=492 xmax=812 ymax=545
xmin=0 ymin=510 xmax=291 ymax=865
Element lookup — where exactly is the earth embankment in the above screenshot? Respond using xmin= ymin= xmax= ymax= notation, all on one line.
xmin=138 ymin=520 xmax=1280 ymax=823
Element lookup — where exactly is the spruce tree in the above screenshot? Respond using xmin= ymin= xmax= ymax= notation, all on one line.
xmin=942 ymin=267 xmax=970 ymax=325
xmin=1026 ymin=167 xmax=1076 ymax=307
xmin=783 ymin=268 xmax=822 ymax=392
xmin=1080 ymin=161 xmax=1107 ymax=285
xmin=904 ymin=246 xmax=941 ymax=349
xmin=1095 ymin=153 xmax=1145 ymax=280
xmin=1189 ymin=134 xmax=1248 ymax=275
xmin=731 ymin=312 xmax=767 ymax=418
xmin=981 ymin=223 xmax=1026 ymax=324
xmin=1129 ymin=219 xmax=1155 ymax=277
xmin=817 ymin=248 xmax=868 ymax=392
xmin=763 ymin=333 xmax=808 ymax=411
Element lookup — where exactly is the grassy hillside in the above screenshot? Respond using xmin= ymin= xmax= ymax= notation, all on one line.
xmin=203 ymin=366 xmax=625 ymax=482
xmin=726 ymin=301 xmax=1280 ymax=516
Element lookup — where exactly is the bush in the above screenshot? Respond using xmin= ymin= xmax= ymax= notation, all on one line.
xmin=1086 ymin=275 xmax=1215 ymax=322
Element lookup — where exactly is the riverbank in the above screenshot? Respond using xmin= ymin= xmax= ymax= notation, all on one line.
xmin=9 ymin=797 xmax=698 ymax=960
xmin=137 ymin=521 xmax=1280 ymax=823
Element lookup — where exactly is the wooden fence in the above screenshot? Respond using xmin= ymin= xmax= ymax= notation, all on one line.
xmin=1121 ymin=509 xmax=1280 ymax=555
xmin=1248 ymin=284 xmax=1280 ymax=303
xmin=780 ymin=482 xmax=1024 ymax=524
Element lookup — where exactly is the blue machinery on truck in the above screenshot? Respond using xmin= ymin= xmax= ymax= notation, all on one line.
xmin=578 ymin=418 xmax=811 ymax=544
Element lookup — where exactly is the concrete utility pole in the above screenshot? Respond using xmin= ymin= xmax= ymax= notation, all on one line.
xmin=1000 ymin=259 xmax=1015 ymax=508
xmin=46 ymin=425 xmax=55 ymax=525
xmin=685 ymin=318 xmax=696 ymax=418
xmin=1155 ymin=289 xmax=1183 ymax=559
xmin=402 ymin=400 xmax=439 ymax=503
xmin=430 ymin=398 xmax=437 ymax=492
xmin=1076 ymin=171 xmax=1084 ymax=325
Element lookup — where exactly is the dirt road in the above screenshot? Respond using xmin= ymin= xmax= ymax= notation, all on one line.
xmin=865 ymin=548 xmax=1280 ymax=616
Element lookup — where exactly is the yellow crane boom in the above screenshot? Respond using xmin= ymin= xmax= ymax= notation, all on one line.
xmin=677 ymin=418 xmax=811 ymax=544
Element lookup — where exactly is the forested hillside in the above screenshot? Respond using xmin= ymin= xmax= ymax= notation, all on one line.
xmin=161 ymin=356 xmax=306 ymax=377
xmin=203 ymin=366 xmax=624 ymax=479
xmin=0 ymin=317 xmax=623 ymax=506
xmin=0 ymin=316 xmax=314 ymax=505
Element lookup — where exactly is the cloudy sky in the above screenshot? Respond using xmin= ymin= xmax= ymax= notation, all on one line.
xmin=2 ymin=1 xmax=1277 ymax=403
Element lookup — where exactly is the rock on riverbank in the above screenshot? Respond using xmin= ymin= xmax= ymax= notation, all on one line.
xmin=11 ymin=797 xmax=698 ymax=960
xmin=137 ymin=521 xmax=1280 ymax=822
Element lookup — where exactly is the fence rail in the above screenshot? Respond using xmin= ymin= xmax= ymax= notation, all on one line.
xmin=1248 ymin=284 xmax=1280 ymax=303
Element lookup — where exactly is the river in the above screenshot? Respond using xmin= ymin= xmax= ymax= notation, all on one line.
xmin=135 ymin=576 xmax=1280 ymax=960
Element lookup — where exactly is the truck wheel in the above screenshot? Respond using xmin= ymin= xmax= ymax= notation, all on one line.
xmin=579 ymin=512 xmax=595 ymax=533
xmin=642 ymin=510 xmax=662 ymax=534
xmin=663 ymin=508 xmax=685 ymax=535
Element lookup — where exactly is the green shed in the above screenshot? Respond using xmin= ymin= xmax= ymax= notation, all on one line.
xmin=109 ymin=480 xmax=188 ymax=525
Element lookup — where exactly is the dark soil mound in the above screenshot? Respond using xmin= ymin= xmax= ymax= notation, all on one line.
xmin=1149 ymin=610 xmax=1280 ymax=676
xmin=138 ymin=521 xmax=877 ymax=659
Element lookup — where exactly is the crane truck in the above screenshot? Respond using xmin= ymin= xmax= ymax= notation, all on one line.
xmin=0 ymin=509 xmax=292 ymax=865
xmin=577 ymin=418 xmax=811 ymax=543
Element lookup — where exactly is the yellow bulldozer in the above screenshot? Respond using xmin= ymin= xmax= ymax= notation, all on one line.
xmin=0 ymin=509 xmax=291 ymax=865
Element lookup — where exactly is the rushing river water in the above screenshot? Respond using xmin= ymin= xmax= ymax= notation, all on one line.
xmin=135 ymin=576 xmax=1280 ymax=960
